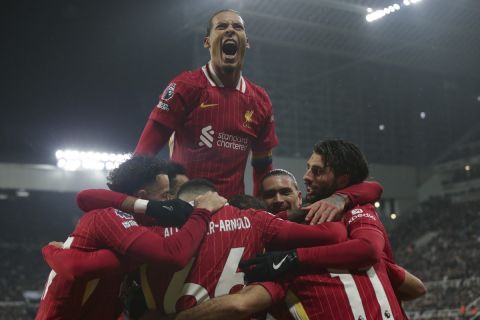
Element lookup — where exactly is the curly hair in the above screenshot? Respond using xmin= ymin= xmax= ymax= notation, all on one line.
xmin=107 ymin=155 xmax=169 ymax=195
xmin=313 ymin=139 xmax=369 ymax=185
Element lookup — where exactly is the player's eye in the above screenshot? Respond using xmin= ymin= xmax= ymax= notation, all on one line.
xmin=311 ymin=166 xmax=327 ymax=176
xmin=233 ymin=23 xmax=244 ymax=30
xmin=262 ymin=191 xmax=277 ymax=199
xmin=280 ymin=189 xmax=292 ymax=196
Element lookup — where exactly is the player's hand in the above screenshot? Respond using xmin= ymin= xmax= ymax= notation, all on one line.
xmin=145 ymin=199 xmax=193 ymax=228
xmin=304 ymin=193 xmax=348 ymax=225
xmin=194 ymin=191 xmax=227 ymax=213
xmin=239 ymin=250 xmax=298 ymax=282
xmin=48 ymin=241 xmax=64 ymax=248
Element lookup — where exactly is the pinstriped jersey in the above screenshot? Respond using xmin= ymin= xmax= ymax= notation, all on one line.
xmin=263 ymin=204 xmax=406 ymax=320
xmin=139 ymin=206 xmax=345 ymax=316
xmin=36 ymin=209 xmax=150 ymax=320
xmin=149 ymin=63 xmax=278 ymax=198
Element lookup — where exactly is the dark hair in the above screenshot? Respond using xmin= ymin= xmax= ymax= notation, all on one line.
xmin=229 ymin=194 xmax=267 ymax=210
xmin=177 ymin=179 xmax=217 ymax=199
xmin=313 ymin=140 xmax=369 ymax=185
xmin=206 ymin=9 xmax=242 ymax=36
xmin=107 ymin=155 xmax=169 ymax=195
xmin=259 ymin=169 xmax=299 ymax=195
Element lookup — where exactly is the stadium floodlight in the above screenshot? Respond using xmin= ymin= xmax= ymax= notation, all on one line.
xmin=465 ymin=165 xmax=471 ymax=172
xmin=374 ymin=201 xmax=381 ymax=208
xmin=390 ymin=213 xmax=397 ymax=220
xmin=55 ymin=149 xmax=130 ymax=171
xmin=379 ymin=124 xmax=385 ymax=131
xmin=420 ymin=112 xmax=426 ymax=119
xmin=366 ymin=0 xmax=426 ymax=23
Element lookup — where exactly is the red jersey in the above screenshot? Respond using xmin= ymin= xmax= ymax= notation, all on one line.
xmin=262 ymin=204 xmax=405 ymax=320
xmin=138 ymin=205 xmax=346 ymax=315
xmin=36 ymin=209 xmax=148 ymax=320
xmin=148 ymin=63 xmax=278 ymax=198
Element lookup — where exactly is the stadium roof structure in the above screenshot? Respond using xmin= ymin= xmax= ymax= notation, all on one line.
xmin=181 ymin=0 xmax=480 ymax=165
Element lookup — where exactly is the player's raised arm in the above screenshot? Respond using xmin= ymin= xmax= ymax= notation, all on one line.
xmin=76 ymin=189 xmax=194 ymax=227
xmin=304 ymin=180 xmax=384 ymax=224
xmin=120 ymin=192 xmax=226 ymax=269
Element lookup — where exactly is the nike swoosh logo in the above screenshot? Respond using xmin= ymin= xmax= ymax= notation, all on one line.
xmin=162 ymin=206 xmax=174 ymax=212
xmin=200 ymin=102 xmax=219 ymax=109
xmin=272 ymin=255 xmax=289 ymax=270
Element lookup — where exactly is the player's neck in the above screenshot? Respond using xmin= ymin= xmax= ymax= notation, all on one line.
xmin=211 ymin=63 xmax=242 ymax=89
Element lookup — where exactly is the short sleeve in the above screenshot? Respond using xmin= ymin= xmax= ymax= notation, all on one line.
xmin=149 ymin=74 xmax=201 ymax=130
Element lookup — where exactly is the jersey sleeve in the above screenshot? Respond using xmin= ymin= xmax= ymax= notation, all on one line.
xmin=295 ymin=205 xmax=386 ymax=270
xmin=336 ymin=181 xmax=383 ymax=208
xmin=344 ymin=204 xmax=384 ymax=234
xmin=149 ymin=74 xmax=201 ymax=130
xmin=42 ymin=245 xmax=128 ymax=280
xmin=385 ymin=260 xmax=406 ymax=289
xmin=251 ymin=89 xmax=278 ymax=153
xmin=252 ymin=211 xmax=347 ymax=250
xmin=93 ymin=210 xmax=150 ymax=255
xmin=76 ymin=189 xmax=128 ymax=212
xmin=254 ymin=281 xmax=287 ymax=305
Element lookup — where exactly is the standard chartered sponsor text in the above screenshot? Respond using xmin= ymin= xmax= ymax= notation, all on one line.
xmin=217 ymin=132 xmax=248 ymax=151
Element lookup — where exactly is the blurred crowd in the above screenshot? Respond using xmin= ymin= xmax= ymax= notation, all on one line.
xmin=390 ymin=197 xmax=480 ymax=318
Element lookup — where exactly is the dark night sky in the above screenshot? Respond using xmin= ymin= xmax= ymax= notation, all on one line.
xmin=1 ymin=0 xmax=197 ymax=163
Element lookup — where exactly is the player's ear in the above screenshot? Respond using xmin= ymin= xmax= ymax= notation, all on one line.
xmin=297 ymin=191 xmax=302 ymax=206
xmin=203 ymin=37 xmax=210 ymax=48
xmin=246 ymin=37 xmax=250 ymax=49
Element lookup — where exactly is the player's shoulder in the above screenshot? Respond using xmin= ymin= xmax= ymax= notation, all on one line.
xmin=83 ymin=208 xmax=135 ymax=221
xmin=344 ymin=203 xmax=379 ymax=225
xmin=171 ymin=67 xmax=208 ymax=89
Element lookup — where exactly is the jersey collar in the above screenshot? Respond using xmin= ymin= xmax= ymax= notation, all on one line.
xmin=201 ymin=62 xmax=246 ymax=94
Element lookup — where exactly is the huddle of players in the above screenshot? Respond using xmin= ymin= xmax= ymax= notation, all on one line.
xmin=36 ymin=139 xmax=426 ymax=320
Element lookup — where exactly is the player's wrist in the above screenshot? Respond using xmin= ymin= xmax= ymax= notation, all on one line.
xmin=142 ymin=199 xmax=193 ymax=227
xmin=333 ymin=192 xmax=350 ymax=210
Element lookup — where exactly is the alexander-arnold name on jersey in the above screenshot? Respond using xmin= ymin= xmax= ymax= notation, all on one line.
xmin=164 ymin=217 xmax=252 ymax=238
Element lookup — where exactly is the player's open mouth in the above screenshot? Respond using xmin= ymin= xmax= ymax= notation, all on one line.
xmin=222 ymin=40 xmax=238 ymax=61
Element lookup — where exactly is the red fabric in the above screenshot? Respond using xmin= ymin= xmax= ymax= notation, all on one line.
xmin=145 ymin=66 xmax=278 ymax=198
xmin=138 ymin=206 xmax=345 ymax=315
xmin=297 ymin=204 xmax=385 ymax=269
xmin=385 ymin=260 xmax=407 ymax=290
xmin=42 ymin=246 xmax=127 ymax=281
xmin=252 ymin=162 xmax=272 ymax=197
xmin=76 ymin=189 xmax=128 ymax=212
xmin=134 ymin=119 xmax=172 ymax=155
xmin=263 ymin=204 xmax=406 ymax=320
xmin=126 ymin=209 xmax=210 ymax=269
xmin=297 ymin=227 xmax=384 ymax=269
xmin=36 ymin=208 xmax=210 ymax=320
xmin=336 ymin=181 xmax=383 ymax=209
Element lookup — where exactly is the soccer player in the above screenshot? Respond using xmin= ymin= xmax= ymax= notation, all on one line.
xmin=43 ymin=179 xmax=348 ymax=319
xmin=134 ymin=9 xmax=278 ymax=198
xmin=259 ymin=168 xmax=384 ymax=219
xmin=176 ymin=140 xmax=426 ymax=320
xmin=36 ymin=156 xmax=226 ymax=320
